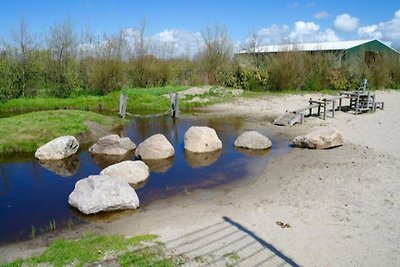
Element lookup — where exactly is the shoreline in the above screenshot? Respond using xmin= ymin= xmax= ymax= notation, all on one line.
xmin=1 ymin=90 xmax=400 ymax=266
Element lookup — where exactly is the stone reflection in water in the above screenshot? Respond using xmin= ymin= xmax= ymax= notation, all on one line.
xmin=131 ymin=180 xmax=148 ymax=190
xmin=70 ymin=205 xmax=139 ymax=223
xmin=235 ymin=147 xmax=271 ymax=157
xmin=143 ymin=157 xmax=174 ymax=173
xmin=91 ymin=151 xmax=134 ymax=169
xmin=184 ymin=150 xmax=222 ymax=167
xmin=39 ymin=155 xmax=80 ymax=177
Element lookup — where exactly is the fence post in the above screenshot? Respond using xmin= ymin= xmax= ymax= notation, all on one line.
xmin=169 ymin=93 xmax=175 ymax=118
xmin=119 ymin=94 xmax=127 ymax=118
xmin=174 ymin=92 xmax=179 ymax=118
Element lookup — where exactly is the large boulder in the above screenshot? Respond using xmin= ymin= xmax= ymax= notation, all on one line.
xmin=293 ymin=127 xmax=344 ymax=149
xmin=89 ymin=134 xmax=136 ymax=156
xmin=135 ymin=134 xmax=175 ymax=160
xmin=35 ymin=136 xmax=79 ymax=160
xmin=100 ymin=160 xmax=149 ymax=185
xmin=184 ymin=126 xmax=222 ymax=153
xmin=68 ymin=175 xmax=139 ymax=214
xmin=234 ymin=131 xmax=272 ymax=150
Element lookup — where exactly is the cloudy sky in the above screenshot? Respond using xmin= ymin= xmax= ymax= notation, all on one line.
xmin=1 ymin=0 xmax=399 ymax=56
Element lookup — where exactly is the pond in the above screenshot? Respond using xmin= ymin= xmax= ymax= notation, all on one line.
xmin=0 ymin=115 xmax=291 ymax=245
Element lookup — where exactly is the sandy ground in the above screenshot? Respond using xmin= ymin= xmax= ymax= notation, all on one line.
xmin=1 ymin=90 xmax=400 ymax=266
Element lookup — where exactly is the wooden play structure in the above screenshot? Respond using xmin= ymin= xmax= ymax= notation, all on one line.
xmin=274 ymin=79 xmax=384 ymax=126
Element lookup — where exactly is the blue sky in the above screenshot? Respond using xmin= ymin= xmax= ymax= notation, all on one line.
xmin=1 ymin=0 xmax=399 ymax=54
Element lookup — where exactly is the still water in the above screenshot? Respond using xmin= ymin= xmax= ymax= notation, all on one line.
xmin=0 ymin=115 xmax=291 ymax=244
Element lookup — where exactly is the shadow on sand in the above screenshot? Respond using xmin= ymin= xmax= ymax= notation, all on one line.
xmin=144 ymin=216 xmax=299 ymax=266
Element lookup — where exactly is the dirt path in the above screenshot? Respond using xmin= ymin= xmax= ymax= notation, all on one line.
xmin=1 ymin=90 xmax=400 ymax=266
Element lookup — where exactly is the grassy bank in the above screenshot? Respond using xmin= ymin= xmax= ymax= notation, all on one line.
xmin=0 ymin=86 xmax=188 ymax=114
xmin=0 ymin=110 xmax=122 ymax=153
xmin=1 ymin=233 xmax=181 ymax=267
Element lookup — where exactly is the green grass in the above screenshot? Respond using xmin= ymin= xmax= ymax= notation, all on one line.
xmin=0 ymin=233 xmax=178 ymax=267
xmin=0 ymin=110 xmax=122 ymax=153
xmin=0 ymin=86 xmax=188 ymax=114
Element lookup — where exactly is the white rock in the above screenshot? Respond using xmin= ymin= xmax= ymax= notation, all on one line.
xmin=234 ymin=131 xmax=272 ymax=149
xmin=293 ymin=127 xmax=344 ymax=149
xmin=68 ymin=175 xmax=139 ymax=214
xmin=135 ymin=134 xmax=175 ymax=160
xmin=35 ymin=136 xmax=79 ymax=160
xmin=184 ymin=126 xmax=222 ymax=153
xmin=100 ymin=160 xmax=149 ymax=185
xmin=89 ymin=134 xmax=136 ymax=155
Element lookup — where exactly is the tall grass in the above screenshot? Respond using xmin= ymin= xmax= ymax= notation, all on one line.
xmin=228 ymin=51 xmax=400 ymax=91
xmin=0 ymin=86 xmax=188 ymax=112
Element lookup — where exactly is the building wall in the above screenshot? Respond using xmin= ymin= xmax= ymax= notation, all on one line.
xmin=345 ymin=40 xmax=400 ymax=61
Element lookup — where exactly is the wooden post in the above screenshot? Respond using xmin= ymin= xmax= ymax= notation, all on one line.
xmin=169 ymin=93 xmax=175 ymax=117
xmin=362 ymin=78 xmax=367 ymax=93
xmin=119 ymin=94 xmax=127 ymax=118
xmin=323 ymin=99 xmax=327 ymax=120
xmin=372 ymin=94 xmax=376 ymax=112
xmin=332 ymin=100 xmax=335 ymax=118
xmin=367 ymin=92 xmax=370 ymax=111
xmin=355 ymin=94 xmax=359 ymax=115
xmin=309 ymin=98 xmax=312 ymax=116
xmin=300 ymin=113 xmax=304 ymax=124
xmin=174 ymin=92 xmax=179 ymax=118
xmin=339 ymin=97 xmax=342 ymax=111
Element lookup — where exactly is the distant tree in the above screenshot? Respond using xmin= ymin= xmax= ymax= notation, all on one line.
xmin=46 ymin=19 xmax=79 ymax=97
xmin=9 ymin=18 xmax=38 ymax=97
xmin=199 ymin=24 xmax=233 ymax=84
xmin=244 ymin=30 xmax=260 ymax=53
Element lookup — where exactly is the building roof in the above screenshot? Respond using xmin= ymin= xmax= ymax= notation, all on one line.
xmin=239 ymin=39 xmax=398 ymax=54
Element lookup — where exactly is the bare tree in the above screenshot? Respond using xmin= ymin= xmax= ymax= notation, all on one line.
xmin=46 ymin=19 xmax=78 ymax=97
xmin=47 ymin=19 xmax=76 ymax=64
xmin=245 ymin=29 xmax=260 ymax=53
xmin=200 ymin=23 xmax=233 ymax=84
xmin=11 ymin=18 xmax=37 ymax=97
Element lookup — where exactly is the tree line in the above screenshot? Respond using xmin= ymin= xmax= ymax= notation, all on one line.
xmin=1 ymin=18 xmax=399 ymax=102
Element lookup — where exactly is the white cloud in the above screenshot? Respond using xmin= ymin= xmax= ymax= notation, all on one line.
xmin=314 ymin=11 xmax=330 ymax=19
xmin=357 ymin=9 xmax=400 ymax=47
xmin=292 ymin=21 xmax=319 ymax=35
xmin=242 ymin=21 xmax=339 ymax=48
xmin=358 ymin=25 xmax=382 ymax=39
xmin=289 ymin=21 xmax=340 ymax=43
xmin=256 ymin=24 xmax=290 ymax=44
xmin=334 ymin=13 xmax=359 ymax=32
xmin=152 ymin=29 xmax=203 ymax=57
xmin=121 ymin=28 xmax=202 ymax=58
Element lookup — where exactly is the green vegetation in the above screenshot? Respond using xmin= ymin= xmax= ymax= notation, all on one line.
xmin=0 ymin=86 xmax=188 ymax=113
xmin=0 ymin=110 xmax=121 ymax=153
xmin=2 ymin=18 xmax=399 ymax=108
xmin=224 ymin=252 xmax=240 ymax=261
xmin=1 ymin=233 xmax=179 ymax=267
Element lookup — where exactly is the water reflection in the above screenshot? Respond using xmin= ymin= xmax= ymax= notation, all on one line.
xmin=91 ymin=152 xmax=135 ymax=170
xmin=235 ymin=147 xmax=271 ymax=157
xmin=142 ymin=157 xmax=175 ymax=173
xmin=184 ymin=150 xmax=222 ymax=167
xmin=38 ymin=155 xmax=80 ymax=177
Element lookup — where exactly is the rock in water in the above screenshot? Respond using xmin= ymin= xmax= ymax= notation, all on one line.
xmin=35 ymin=136 xmax=79 ymax=160
xmin=234 ymin=131 xmax=272 ymax=149
xmin=293 ymin=127 xmax=344 ymax=149
xmin=68 ymin=175 xmax=139 ymax=214
xmin=100 ymin=160 xmax=149 ymax=185
xmin=89 ymin=134 xmax=136 ymax=155
xmin=184 ymin=126 xmax=222 ymax=153
xmin=135 ymin=134 xmax=175 ymax=160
